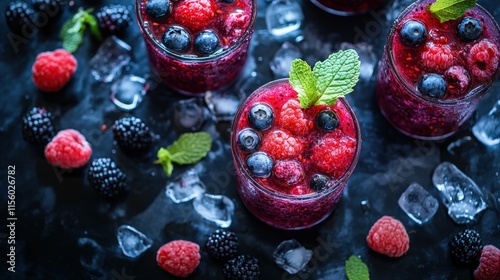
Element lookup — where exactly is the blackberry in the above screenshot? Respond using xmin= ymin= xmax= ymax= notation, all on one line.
xmin=112 ymin=116 xmax=153 ymax=152
xmin=96 ymin=4 xmax=131 ymax=35
xmin=32 ymin=0 xmax=63 ymax=19
xmin=223 ymin=255 xmax=260 ymax=280
xmin=206 ymin=229 xmax=239 ymax=261
xmin=309 ymin=174 xmax=330 ymax=192
xmin=5 ymin=1 xmax=35 ymax=34
xmin=22 ymin=107 xmax=55 ymax=145
xmin=449 ymin=229 xmax=482 ymax=265
xmin=87 ymin=158 xmax=127 ymax=199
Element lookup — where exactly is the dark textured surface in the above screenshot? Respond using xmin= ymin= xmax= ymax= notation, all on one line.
xmin=1 ymin=0 xmax=499 ymax=279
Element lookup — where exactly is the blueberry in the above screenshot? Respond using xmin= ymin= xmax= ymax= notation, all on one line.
xmin=237 ymin=128 xmax=261 ymax=153
xmin=309 ymin=174 xmax=330 ymax=192
xmin=248 ymin=103 xmax=274 ymax=130
xmin=315 ymin=110 xmax=339 ymax=132
xmin=163 ymin=26 xmax=190 ymax=52
xmin=418 ymin=73 xmax=447 ymax=98
xmin=457 ymin=17 xmax=483 ymax=42
xmin=400 ymin=20 xmax=427 ymax=47
xmin=194 ymin=30 xmax=219 ymax=55
xmin=146 ymin=0 xmax=170 ymax=21
xmin=246 ymin=152 xmax=273 ymax=178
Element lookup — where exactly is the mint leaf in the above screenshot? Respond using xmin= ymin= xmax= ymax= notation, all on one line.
xmin=345 ymin=255 xmax=369 ymax=280
xmin=60 ymin=8 xmax=101 ymax=53
xmin=429 ymin=0 xmax=477 ymax=23
xmin=157 ymin=148 xmax=174 ymax=177
xmin=83 ymin=12 xmax=102 ymax=41
xmin=289 ymin=59 xmax=318 ymax=109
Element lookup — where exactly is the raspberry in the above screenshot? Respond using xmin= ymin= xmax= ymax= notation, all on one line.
xmin=22 ymin=107 xmax=55 ymax=145
xmin=206 ymin=229 xmax=239 ymax=262
xmin=96 ymin=4 xmax=131 ymax=35
xmin=44 ymin=129 xmax=92 ymax=169
xmin=32 ymin=49 xmax=77 ymax=92
xmin=272 ymin=160 xmax=304 ymax=187
xmin=366 ymin=216 xmax=409 ymax=258
xmin=474 ymin=245 xmax=500 ymax=280
xmin=467 ymin=39 xmax=500 ymax=82
xmin=223 ymin=255 xmax=260 ymax=280
xmin=261 ymin=130 xmax=303 ymax=160
xmin=174 ymin=0 xmax=216 ymax=33
xmin=156 ymin=240 xmax=200 ymax=277
xmin=310 ymin=133 xmax=356 ymax=177
xmin=112 ymin=117 xmax=153 ymax=152
xmin=421 ymin=44 xmax=454 ymax=72
xmin=444 ymin=66 xmax=471 ymax=97
xmin=87 ymin=158 xmax=127 ymax=199
xmin=278 ymin=100 xmax=312 ymax=135
xmin=290 ymin=184 xmax=313 ymax=195
xmin=223 ymin=11 xmax=250 ymax=39
xmin=449 ymin=229 xmax=482 ymax=265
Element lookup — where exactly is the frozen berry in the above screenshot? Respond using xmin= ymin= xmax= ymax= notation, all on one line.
xmin=278 ymin=99 xmax=312 ymax=135
xmin=273 ymin=160 xmax=303 ymax=186
xmin=457 ymin=17 xmax=483 ymax=42
xmin=309 ymin=174 xmax=330 ymax=192
xmin=400 ymin=20 xmax=427 ymax=47
xmin=315 ymin=109 xmax=338 ymax=132
xmin=261 ymin=130 xmax=303 ymax=160
xmin=146 ymin=0 xmax=170 ymax=21
xmin=96 ymin=4 xmax=131 ymax=35
xmin=417 ymin=73 xmax=447 ymax=98
xmin=87 ymin=158 xmax=127 ymax=199
xmin=444 ymin=66 xmax=470 ymax=96
xmin=421 ymin=44 xmax=454 ymax=72
xmin=248 ymin=103 xmax=274 ymax=131
xmin=223 ymin=255 xmax=260 ymax=280
xmin=366 ymin=216 xmax=410 ymax=257
xmin=473 ymin=245 xmax=500 ymax=280
xmin=32 ymin=49 xmax=77 ymax=92
xmin=22 ymin=107 xmax=55 ymax=145
xmin=163 ymin=25 xmax=190 ymax=52
xmin=206 ymin=229 xmax=238 ymax=262
xmin=194 ymin=30 xmax=219 ymax=55
xmin=449 ymin=229 xmax=482 ymax=265
xmin=157 ymin=240 xmax=200 ymax=277
xmin=5 ymin=1 xmax=35 ymax=34
xmin=112 ymin=116 xmax=153 ymax=152
xmin=237 ymin=128 xmax=261 ymax=153
xmin=174 ymin=0 xmax=216 ymax=33
xmin=246 ymin=152 xmax=273 ymax=178
xmin=310 ymin=133 xmax=356 ymax=177
xmin=44 ymin=129 xmax=92 ymax=169
xmin=467 ymin=39 xmax=500 ymax=82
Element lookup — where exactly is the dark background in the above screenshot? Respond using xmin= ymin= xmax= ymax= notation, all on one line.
xmin=0 ymin=0 xmax=499 ymax=279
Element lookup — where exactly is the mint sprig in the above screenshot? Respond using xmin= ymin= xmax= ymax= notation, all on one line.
xmin=156 ymin=132 xmax=212 ymax=177
xmin=345 ymin=255 xmax=369 ymax=280
xmin=289 ymin=50 xmax=360 ymax=109
xmin=429 ymin=0 xmax=477 ymax=23
xmin=60 ymin=8 xmax=102 ymax=53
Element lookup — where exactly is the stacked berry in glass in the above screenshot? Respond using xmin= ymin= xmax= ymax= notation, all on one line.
xmin=135 ymin=0 xmax=256 ymax=95
xmin=376 ymin=0 xmax=500 ymax=140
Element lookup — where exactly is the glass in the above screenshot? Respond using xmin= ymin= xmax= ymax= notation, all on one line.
xmin=230 ymin=79 xmax=361 ymax=230
xmin=310 ymin=0 xmax=387 ymax=16
xmin=135 ymin=0 xmax=257 ymax=96
xmin=376 ymin=0 xmax=500 ymax=140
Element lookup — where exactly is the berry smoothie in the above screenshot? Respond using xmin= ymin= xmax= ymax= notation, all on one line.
xmin=376 ymin=0 xmax=500 ymax=140
xmin=135 ymin=0 xmax=256 ymax=95
xmin=311 ymin=0 xmax=386 ymax=16
xmin=230 ymin=79 xmax=361 ymax=230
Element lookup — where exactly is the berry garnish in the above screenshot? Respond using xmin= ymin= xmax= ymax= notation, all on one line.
xmin=449 ymin=229 xmax=482 ymax=265
xmin=87 ymin=158 xmax=127 ymax=199
xmin=278 ymin=99 xmax=312 ymax=135
xmin=309 ymin=174 xmax=330 ymax=192
xmin=473 ymin=245 xmax=500 ymax=280
xmin=311 ymin=133 xmax=356 ymax=177
xmin=194 ymin=30 xmax=220 ymax=55
xmin=466 ymin=39 xmax=500 ymax=82
xmin=112 ymin=116 xmax=153 ymax=152
xmin=174 ymin=0 xmax=216 ymax=33
xmin=223 ymin=255 xmax=260 ymax=280
xmin=96 ymin=4 xmax=131 ymax=35
xmin=421 ymin=44 xmax=454 ymax=72
xmin=457 ymin=17 xmax=483 ymax=42
xmin=5 ymin=1 xmax=35 ymax=34
xmin=272 ymin=160 xmax=304 ymax=186
xmin=206 ymin=229 xmax=239 ymax=262
xmin=32 ymin=49 xmax=77 ymax=92
xmin=163 ymin=25 xmax=190 ymax=52
xmin=399 ymin=20 xmax=427 ymax=47
xmin=156 ymin=240 xmax=200 ymax=277
xmin=248 ymin=103 xmax=274 ymax=131
xmin=245 ymin=152 xmax=273 ymax=178
xmin=366 ymin=216 xmax=410 ymax=257
xmin=315 ymin=109 xmax=338 ymax=132
xmin=444 ymin=66 xmax=470 ymax=96
xmin=44 ymin=129 xmax=92 ymax=169
xmin=22 ymin=107 xmax=55 ymax=145
xmin=237 ymin=128 xmax=261 ymax=153
xmin=146 ymin=0 xmax=170 ymax=21
xmin=261 ymin=130 xmax=303 ymax=160
xmin=417 ymin=73 xmax=447 ymax=98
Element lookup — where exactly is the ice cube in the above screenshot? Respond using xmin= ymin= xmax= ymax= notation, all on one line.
xmin=205 ymin=90 xmax=244 ymax=122
xmin=90 ymin=36 xmax=132 ymax=83
xmin=165 ymin=169 xmax=206 ymax=203
xmin=110 ymin=75 xmax=149 ymax=111
xmin=432 ymin=162 xmax=487 ymax=224
xmin=78 ymin=237 xmax=104 ymax=270
xmin=173 ymin=98 xmax=205 ymax=132
xmin=116 ymin=225 xmax=153 ymax=258
xmin=446 ymin=136 xmax=475 ymax=156
xmin=398 ymin=183 xmax=439 ymax=224
xmin=273 ymin=239 xmax=312 ymax=274
xmin=472 ymin=100 xmax=500 ymax=146
xmin=192 ymin=193 xmax=235 ymax=228
xmin=339 ymin=42 xmax=377 ymax=81
xmin=265 ymin=0 xmax=304 ymax=37
xmin=269 ymin=41 xmax=302 ymax=79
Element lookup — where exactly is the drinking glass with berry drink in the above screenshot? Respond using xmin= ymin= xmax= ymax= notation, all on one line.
xmin=230 ymin=50 xmax=362 ymax=230
xmin=376 ymin=0 xmax=500 ymax=140
xmin=135 ymin=0 xmax=256 ymax=95
xmin=310 ymin=0 xmax=387 ymax=16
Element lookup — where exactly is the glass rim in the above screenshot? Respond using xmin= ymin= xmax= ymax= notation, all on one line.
xmin=385 ymin=0 xmax=500 ymax=106
xmin=230 ymin=78 xmax=362 ymax=201
xmin=135 ymin=0 xmax=257 ymax=62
